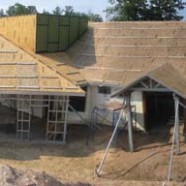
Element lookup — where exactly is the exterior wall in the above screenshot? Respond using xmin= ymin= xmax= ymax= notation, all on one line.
xmin=67 ymin=85 xmax=114 ymax=125
xmin=67 ymin=85 xmax=145 ymax=130
xmin=95 ymin=86 xmax=114 ymax=125
xmin=88 ymin=87 xmax=145 ymax=129
xmin=131 ymin=91 xmax=145 ymax=131
xmin=67 ymin=85 xmax=97 ymax=124
xmin=36 ymin=14 xmax=88 ymax=52
xmin=85 ymin=85 xmax=98 ymax=120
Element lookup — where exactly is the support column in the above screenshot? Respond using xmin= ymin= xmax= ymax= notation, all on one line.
xmin=173 ymin=94 xmax=180 ymax=155
xmin=126 ymin=93 xmax=134 ymax=152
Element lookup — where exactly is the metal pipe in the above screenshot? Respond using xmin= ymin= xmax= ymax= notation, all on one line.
xmin=96 ymin=107 xmax=124 ymax=176
xmin=126 ymin=93 xmax=134 ymax=152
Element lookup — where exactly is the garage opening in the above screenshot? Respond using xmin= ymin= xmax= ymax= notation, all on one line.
xmin=144 ymin=92 xmax=183 ymax=131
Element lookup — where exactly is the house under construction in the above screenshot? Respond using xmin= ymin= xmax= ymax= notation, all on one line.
xmin=0 ymin=14 xmax=87 ymax=143
xmin=0 ymin=15 xmax=186 ymax=148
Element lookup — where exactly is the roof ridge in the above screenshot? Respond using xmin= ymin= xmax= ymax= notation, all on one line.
xmin=112 ymin=62 xmax=186 ymax=98
xmin=148 ymin=62 xmax=186 ymax=82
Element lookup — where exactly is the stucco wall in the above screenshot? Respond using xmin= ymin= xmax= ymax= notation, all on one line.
xmin=131 ymin=91 xmax=145 ymax=131
xmin=66 ymin=85 xmax=145 ymax=130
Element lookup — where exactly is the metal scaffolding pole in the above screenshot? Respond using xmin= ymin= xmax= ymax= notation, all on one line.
xmin=96 ymin=106 xmax=125 ymax=176
xmin=173 ymin=94 xmax=180 ymax=155
xmin=63 ymin=96 xmax=69 ymax=143
xmin=46 ymin=95 xmax=69 ymax=143
xmin=16 ymin=94 xmax=31 ymax=140
xmin=164 ymin=94 xmax=180 ymax=186
xmin=126 ymin=93 xmax=134 ymax=152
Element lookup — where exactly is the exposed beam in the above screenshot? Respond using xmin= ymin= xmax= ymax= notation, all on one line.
xmin=0 ymin=50 xmax=17 ymax=53
xmin=17 ymin=86 xmax=40 ymax=89
xmin=140 ymin=82 xmax=149 ymax=88
xmin=154 ymin=83 xmax=161 ymax=88
xmin=131 ymin=88 xmax=170 ymax=92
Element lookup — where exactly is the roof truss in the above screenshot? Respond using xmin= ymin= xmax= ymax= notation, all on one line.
xmin=130 ymin=77 xmax=170 ymax=92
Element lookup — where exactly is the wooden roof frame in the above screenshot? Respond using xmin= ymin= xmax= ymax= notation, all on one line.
xmin=0 ymin=90 xmax=85 ymax=96
xmin=112 ymin=63 xmax=186 ymax=99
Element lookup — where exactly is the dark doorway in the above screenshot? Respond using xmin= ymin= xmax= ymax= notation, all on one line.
xmin=144 ymin=92 xmax=176 ymax=130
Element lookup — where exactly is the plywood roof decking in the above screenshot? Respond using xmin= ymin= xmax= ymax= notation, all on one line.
xmin=149 ymin=64 xmax=186 ymax=98
xmin=1 ymin=20 xmax=186 ymax=95
xmin=90 ymin=21 xmax=186 ymax=28
xmin=0 ymin=15 xmax=36 ymax=52
xmin=33 ymin=53 xmax=87 ymax=85
xmin=0 ymin=35 xmax=84 ymax=95
xmin=41 ymin=21 xmax=186 ymax=87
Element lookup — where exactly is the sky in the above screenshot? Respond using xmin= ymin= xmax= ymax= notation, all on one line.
xmin=0 ymin=0 xmax=109 ymax=20
xmin=181 ymin=8 xmax=186 ymax=20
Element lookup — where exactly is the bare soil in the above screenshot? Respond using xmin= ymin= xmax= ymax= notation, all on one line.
xmin=0 ymin=124 xmax=185 ymax=185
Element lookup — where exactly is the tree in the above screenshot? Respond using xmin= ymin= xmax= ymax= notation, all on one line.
xmin=149 ymin=0 xmax=185 ymax=20
xmin=53 ymin=6 xmax=63 ymax=15
xmin=52 ymin=6 xmax=74 ymax=16
xmin=88 ymin=11 xmax=103 ymax=22
xmin=106 ymin=0 xmax=186 ymax=21
xmin=64 ymin=6 xmax=74 ymax=16
xmin=27 ymin=6 xmax=37 ymax=14
xmin=6 ymin=3 xmax=37 ymax=16
xmin=42 ymin=9 xmax=50 ymax=15
xmin=0 ymin=9 xmax=5 ymax=17
xmin=105 ymin=0 xmax=148 ymax=21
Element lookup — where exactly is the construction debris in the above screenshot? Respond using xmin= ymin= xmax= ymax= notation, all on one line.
xmin=0 ymin=164 xmax=63 ymax=186
xmin=0 ymin=164 xmax=92 ymax=186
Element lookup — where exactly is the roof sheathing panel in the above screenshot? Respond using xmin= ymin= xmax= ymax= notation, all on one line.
xmin=0 ymin=35 xmax=84 ymax=95
xmin=63 ymin=21 xmax=186 ymax=85
xmin=0 ymin=15 xmax=36 ymax=52
xmin=149 ymin=64 xmax=186 ymax=98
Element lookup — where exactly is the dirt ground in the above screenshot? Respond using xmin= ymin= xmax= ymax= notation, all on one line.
xmin=0 ymin=124 xmax=185 ymax=185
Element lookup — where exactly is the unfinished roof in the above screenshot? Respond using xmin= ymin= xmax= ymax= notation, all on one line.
xmin=113 ymin=63 xmax=186 ymax=98
xmin=0 ymin=35 xmax=84 ymax=96
xmin=39 ymin=21 xmax=186 ymax=86
xmin=0 ymin=15 xmax=87 ymax=86
xmin=1 ymin=19 xmax=186 ymax=89
xmin=32 ymin=52 xmax=87 ymax=86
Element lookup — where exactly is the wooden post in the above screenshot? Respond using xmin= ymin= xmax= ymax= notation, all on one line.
xmin=126 ymin=93 xmax=134 ymax=152
xmin=173 ymin=94 xmax=180 ymax=155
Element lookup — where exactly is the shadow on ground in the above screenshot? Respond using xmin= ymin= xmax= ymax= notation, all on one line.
xmin=0 ymin=122 xmax=179 ymax=161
